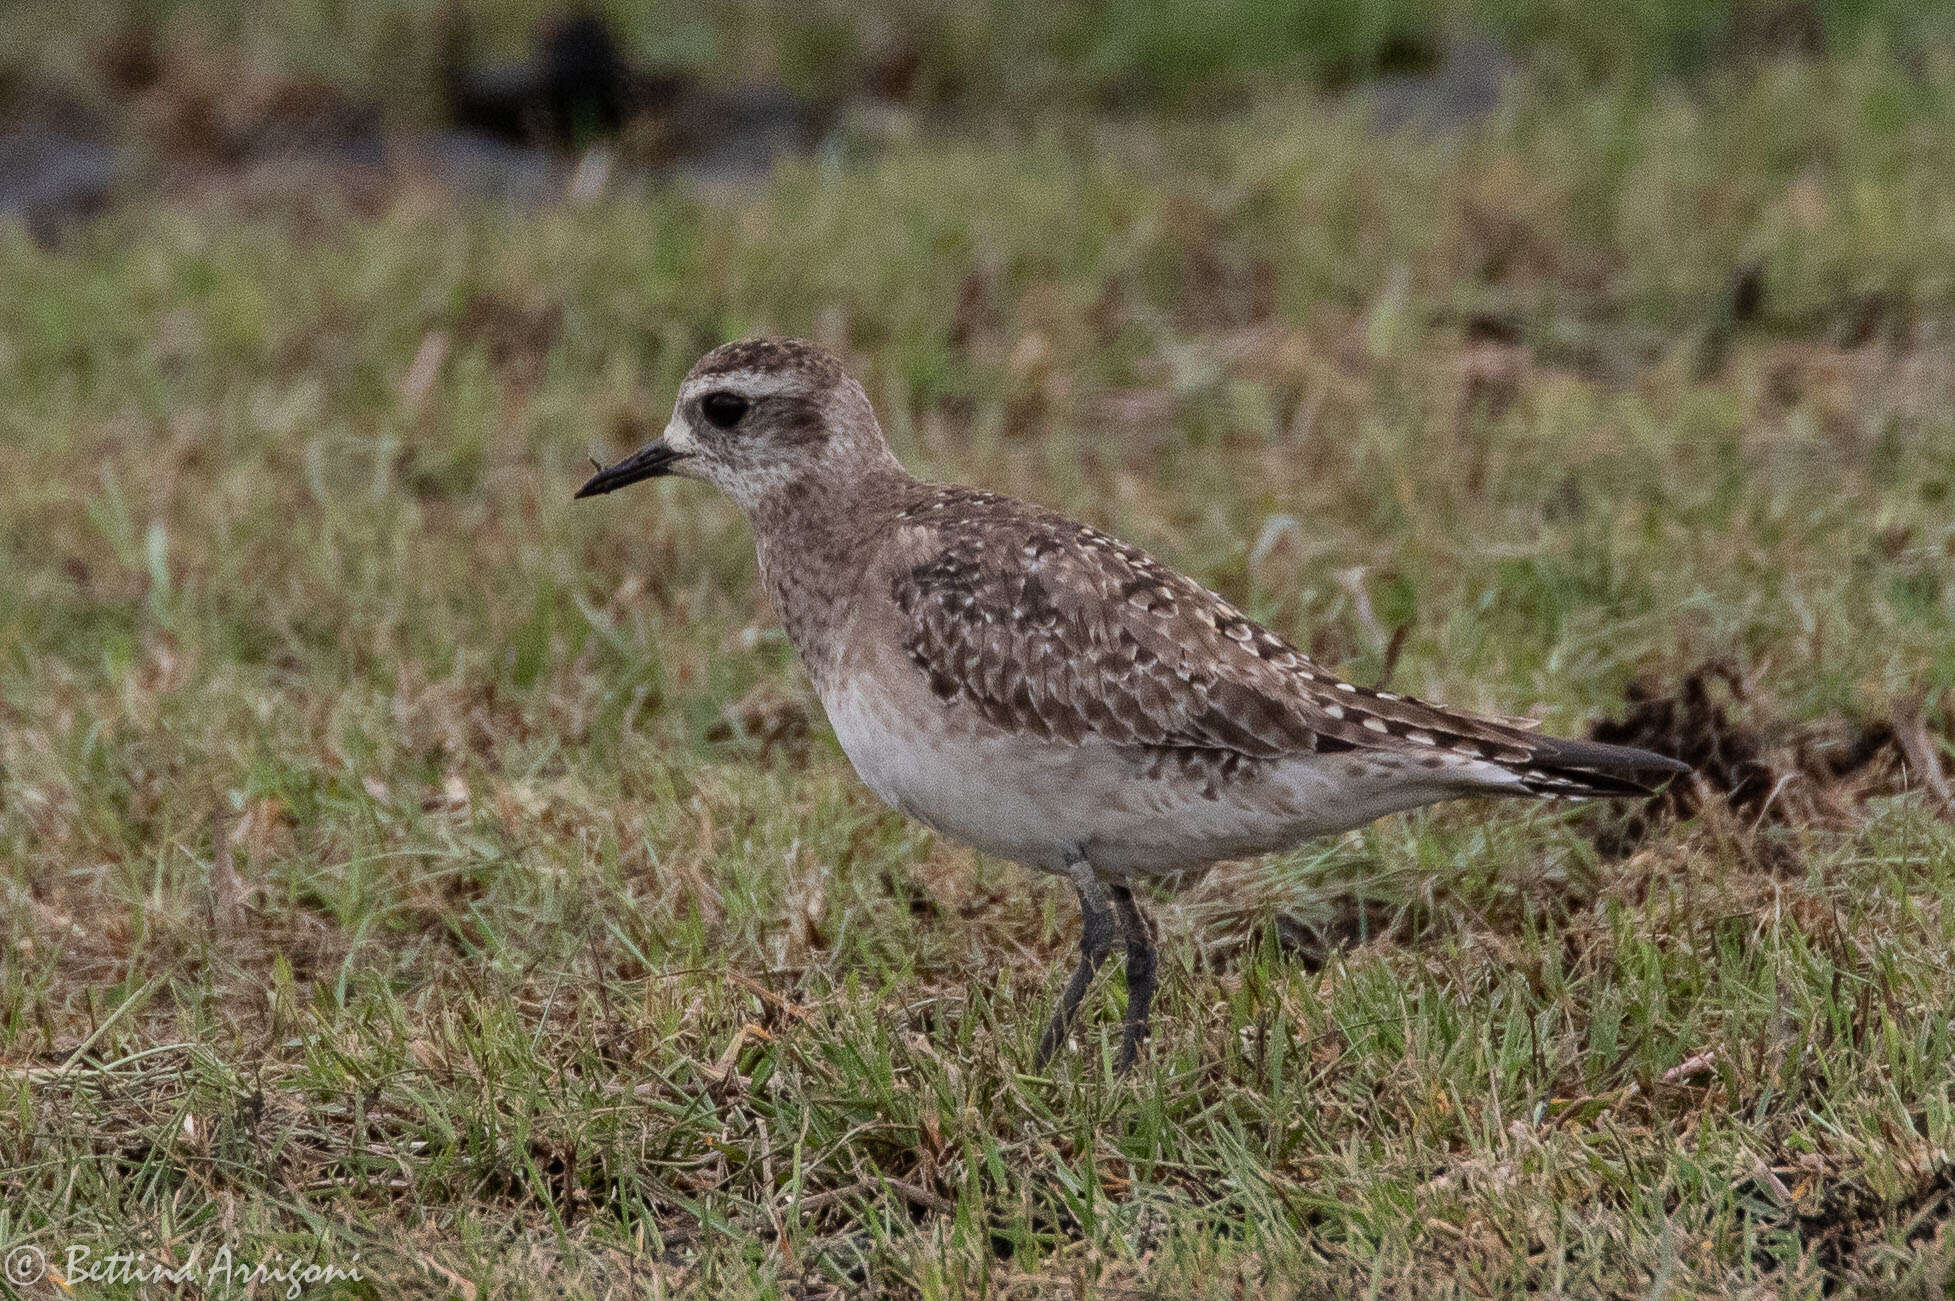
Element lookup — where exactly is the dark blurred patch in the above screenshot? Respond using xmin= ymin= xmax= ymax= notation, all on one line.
xmin=64 ymin=28 xmax=396 ymax=231
xmin=660 ymin=82 xmax=817 ymax=184
xmin=1727 ymin=1 xmax=1831 ymax=65
xmin=1585 ymin=660 xmax=1945 ymax=861
xmin=879 ymin=867 xmax=941 ymax=922
xmin=440 ymin=11 xmax=818 ymax=181
xmin=1695 ymin=262 xmax=1769 ymax=378
xmin=0 ymin=79 xmax=117 ymax=244
xmin=1461 ymin=312 xmax=1524 ymax=345
xmin=90 ymin=26 xmax=164 ymax=98
xmin=1369 ymin=32 xmax=1516 ymax=133
xmin=2 ymin=11 xmax=825 ymax=240
xmin=863 ymin=39 xmax=925 ymax=105
xmin=102 ymin=31 xmax=382 ymax=170
xmin=0 ymin=114 xmax=115 ymax=245
xmin=1729 ymin=262 xmax=1766 ymax=324
xmin=443 ymin=12 xmax=673 ymax=148
xmin=1738 ymin=1161 xmax=1955 ymax=1289
xmin=248 ymin=81 xmax=383 ymax=164
xmin=1837 ymin=289 xmax=1914 ymax=350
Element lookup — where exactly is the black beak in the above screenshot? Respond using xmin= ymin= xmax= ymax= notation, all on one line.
xmin=574 ymin=441 xmax=689 ymax=499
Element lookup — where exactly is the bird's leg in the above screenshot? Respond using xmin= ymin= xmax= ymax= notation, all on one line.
xmin=1034 ymin=853 xmax=1115 ymax=1067
xmin=1108 ymin=882 xmax=1157 ymax=1074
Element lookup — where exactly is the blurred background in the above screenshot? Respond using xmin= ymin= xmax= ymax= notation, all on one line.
xmin=5 ymin=2 xmax=1955 ymax=1296
xmin=7 ymin=1 xmax=1953 ymax=238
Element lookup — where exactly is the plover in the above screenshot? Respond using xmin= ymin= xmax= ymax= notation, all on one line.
xmin=577 ymin=338 xmax=1688 ymax=1072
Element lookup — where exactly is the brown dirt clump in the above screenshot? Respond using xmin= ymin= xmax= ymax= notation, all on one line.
xmin=1585 ymin=659 xmax=1949 ymax=861
xmin=1740 ymin=1160 xmax=1955 ymax=1290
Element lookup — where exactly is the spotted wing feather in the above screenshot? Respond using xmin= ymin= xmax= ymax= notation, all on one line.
xmin=887 ymin=488 xmax=1687 ymax=797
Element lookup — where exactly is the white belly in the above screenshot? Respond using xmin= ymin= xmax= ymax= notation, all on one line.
xmin=817 ymin=672 xmax=1469 ymax=881
xmin=823 ymin=676 xmax=1081 ymax=870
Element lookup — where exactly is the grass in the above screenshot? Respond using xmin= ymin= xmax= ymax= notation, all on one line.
xmin=8 ymin=0 xmax=1955 ymax=114
xmin=4 ymin=34 xmax=1955 ymax=1301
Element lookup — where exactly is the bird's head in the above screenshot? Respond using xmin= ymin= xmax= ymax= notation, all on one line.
xmin=576 ymin=338 xmax=900 ymax=511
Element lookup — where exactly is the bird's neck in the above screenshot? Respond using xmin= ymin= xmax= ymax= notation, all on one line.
xmin=749 ymin=466 xmax=916 ymax=686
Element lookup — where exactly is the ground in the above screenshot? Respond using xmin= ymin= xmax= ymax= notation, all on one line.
xmin=4 ymin=7 xmax=1955 ymax=1298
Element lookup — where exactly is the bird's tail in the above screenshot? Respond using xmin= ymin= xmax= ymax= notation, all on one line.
xmin=1492 ymin=734 xmax=1692 ymax=799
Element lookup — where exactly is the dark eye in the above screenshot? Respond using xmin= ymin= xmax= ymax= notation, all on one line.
xmin=700 ymin=391 xmax=749 ymax=429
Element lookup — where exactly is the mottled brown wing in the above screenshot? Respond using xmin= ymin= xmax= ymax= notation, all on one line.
xmin=885 ymin=489 xmax=1690 ymax=797
xmin=891 ymin=517 xmax=1337 ymax=755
